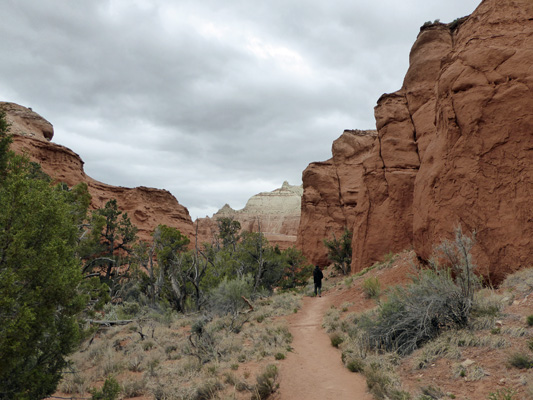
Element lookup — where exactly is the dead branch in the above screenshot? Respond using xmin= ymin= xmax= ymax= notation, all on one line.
xmin=87 ymin=319 xmax=133 ymax=327
xmin=241 ymin=295 xmax=254 ymax=312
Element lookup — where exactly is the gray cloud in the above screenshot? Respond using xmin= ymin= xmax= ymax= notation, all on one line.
xmin=0 ymin=0 xmax=480 ymax=219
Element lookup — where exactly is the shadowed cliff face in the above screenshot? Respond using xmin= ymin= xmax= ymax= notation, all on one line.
xmin=3 ymin=102 xmax=194 ymax=243
xmin=298 ymin=0 xmax=533 ymax=281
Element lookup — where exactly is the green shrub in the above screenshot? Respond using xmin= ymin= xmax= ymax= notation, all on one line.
xmin=346 ymin=358 xmax=365 ymax=373
xmin=508 ymin=352 xmax=533 ymax=369
xmin=488 ymin=388 xmax=518 ymax=400
xmin=323 ymin=227 xmax=352 ymax=275
xmin=527 ymin=315 xmax=533 ymax=326
xmin=330 ymin=332 xmax=344 ymax=348
xmin=91 ymin=377 xmax=121 ymax=400
xmin=362 ymin=277 xmax=381 ymax=299
xmin=274 ymin=352 xmax=285 ymax=360
xmin=208 ymin=275 xmax=254 ymax=316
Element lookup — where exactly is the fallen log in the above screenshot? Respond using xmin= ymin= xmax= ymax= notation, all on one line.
xmin=87 ymin=319 xmax=133 ymax=326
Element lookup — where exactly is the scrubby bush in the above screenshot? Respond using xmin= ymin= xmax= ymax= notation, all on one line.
xmin=501 ymin=267 xmax=533 ymax=296
xmin=346 ymin=357 xmax=365 ymax=373
xmin=527 ymin=315 xmax=533 ymax=327
xmin=364 ymin=359 xmax=409 ymax=400
xmin=90 ymin=377 xmax=121 ymax=400
xmin=488 ymin=388 xmax=518 ymax=400
xmin=208 ymin=275 xmax=254 ymax=316
xmin=330 ymin=332 xmax=344 ymax=348
xmin=358 ymin=228 xmax=478 ymax=356
xmin=362 ymin=277 xmax=381 ymax=299
xmin=419 ymin=385 xmax=444 ymax=400
xmin=252 ymin=364 xmax=279 ymax=399
xmin=193 ymin=379 xmax=222 ymax=400
xmin=508 ymin=352 xmax=533 ymax=369
xmin=360 ymin=268 xmax=471 ymax=355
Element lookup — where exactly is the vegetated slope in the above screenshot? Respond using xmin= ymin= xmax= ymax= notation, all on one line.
xmin=321 ymin=252 xmax=533 ymax=400
xmin=1 ymin=102 xmax=194 ymax=242
xmin=46 ymin=246 xmax=533 ymax=400
xmin=297 ymin=0 xmax=533 ymax=281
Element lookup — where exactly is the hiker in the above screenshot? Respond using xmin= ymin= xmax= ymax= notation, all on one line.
xmin=313 ymin=265 xmax=323 ymax=297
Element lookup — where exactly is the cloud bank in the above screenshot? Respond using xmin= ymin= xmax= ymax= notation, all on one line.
xmin=0 ymin=0 xmax=480 ymax=219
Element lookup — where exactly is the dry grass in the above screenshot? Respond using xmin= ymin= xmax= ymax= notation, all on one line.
xmin=501 ymin=267 xmax=533 ymax=296
xmin=53 ymin=293 xmax=301 ymax=399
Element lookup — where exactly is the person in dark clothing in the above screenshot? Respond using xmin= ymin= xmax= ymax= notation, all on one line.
xmin=313 ymin=265 xmax=324 ymax=297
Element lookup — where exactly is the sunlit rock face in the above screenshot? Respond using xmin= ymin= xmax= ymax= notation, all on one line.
xmin=3 ymin=102 xmax=194 ymax=243
xmin=297 ymin=0 xmax=533 ymax=281
xmin=196 ymin=182 xmax=303 ymax=250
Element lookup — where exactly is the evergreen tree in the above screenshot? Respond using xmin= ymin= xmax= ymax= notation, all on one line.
xmin=0 ymin=113 xmax=86 ymax=399
xmin=323 ymin=227 xmax=353 ymax=275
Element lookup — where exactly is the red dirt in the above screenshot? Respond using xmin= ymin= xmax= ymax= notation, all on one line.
xmin=274 ymin=294 xmax=373 ymax=400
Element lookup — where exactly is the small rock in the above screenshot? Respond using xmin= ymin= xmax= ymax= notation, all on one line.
xmin=461 ymin=359 xmax=475 ymax=368
xmin=495 ymin=320 xmax=503 ymax=327
xmin=512 ymin=300 xmax=520 ymax=306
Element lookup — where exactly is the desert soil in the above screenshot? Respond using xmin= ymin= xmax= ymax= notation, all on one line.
xmin=274 ymin=292 xmax=373 ymax=400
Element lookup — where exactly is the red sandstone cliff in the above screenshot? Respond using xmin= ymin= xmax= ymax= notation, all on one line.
xmin=196 ymin=181 xmax=302 ymax=250
xmin=298 ymin=0 xmax=533 ymax=281
xmin=2 ymin=102 xmax=194 ymax=242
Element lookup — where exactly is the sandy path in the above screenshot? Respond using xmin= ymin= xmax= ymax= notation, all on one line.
xmin=275 ymin=294 xmax=372 ymax=400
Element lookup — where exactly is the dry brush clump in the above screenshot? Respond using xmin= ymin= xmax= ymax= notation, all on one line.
xmin=54 ymin=290 xmax=300 ymax=400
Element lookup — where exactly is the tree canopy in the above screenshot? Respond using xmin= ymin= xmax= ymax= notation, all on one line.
xmin=0 ymin=111 xmax=87 ymax=399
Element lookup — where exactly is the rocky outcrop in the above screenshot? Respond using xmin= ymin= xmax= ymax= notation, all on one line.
xmin=1 ymin=102 xmax=54 ymax=141
xmin=2 ymin=102 xmax=194 ymax=242
xmin=196 ymin=181 xmax=302 ymax=249
xmin=296 ymin=130 xmax=376 ymax=266
xmin=298 ymin=0 xmax=533 ymax=281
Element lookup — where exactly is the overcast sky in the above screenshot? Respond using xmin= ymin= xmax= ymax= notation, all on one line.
xmin=0 ymin=0 xmax=480 ymax=220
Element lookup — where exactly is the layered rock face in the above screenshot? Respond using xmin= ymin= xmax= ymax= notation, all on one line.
xmin=2 ymin=102 xmax=194 ymax=242
xmin=298 ymin=0 xmax=533 ymax=281
xmin=196 ymin=182 xmax=302 ymax=249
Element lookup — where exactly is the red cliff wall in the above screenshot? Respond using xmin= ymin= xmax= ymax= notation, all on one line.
xmin=3 ymin=102 xmax=194 ymax=243
xmin=298 ymin=0 xmax=533 ymax=280
xmin=413 ymin=0 xmax=533 ymax=282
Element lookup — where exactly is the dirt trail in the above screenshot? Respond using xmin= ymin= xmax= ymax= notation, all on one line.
xmin=275 ymin=293 xmax=372 ymax=400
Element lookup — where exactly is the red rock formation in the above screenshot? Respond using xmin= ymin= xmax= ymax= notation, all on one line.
xmin=297 ymin=130 xmax=377 ymax=266
xmin=2 ymin=102 xmax=194 ymax=243
xmin=298 ymin=0 xmax=533 ymax=280
xmin=196 ymin=181 xmax=302 ymax=250
xmin=413 ymin=0 xmax=533 ymax=282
